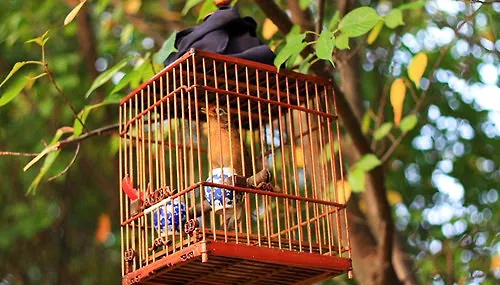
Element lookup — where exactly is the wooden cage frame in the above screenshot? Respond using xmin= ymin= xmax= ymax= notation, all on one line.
xmin=119 ymin=49 xmax=352 ymax=284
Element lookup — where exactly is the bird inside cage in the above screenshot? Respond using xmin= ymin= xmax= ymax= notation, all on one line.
xmin=203 ymin=106 xmax=253 ymax=177
xmin=200 ymin=105 xmax=251 ymax=230
xmin=192 ymin=105 xmax=277 ymax=230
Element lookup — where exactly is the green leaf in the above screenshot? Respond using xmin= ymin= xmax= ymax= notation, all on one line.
xmin=110 ymin=69 xmax=134 ymax=95
xmin=64 ymin=0 xmax=87 ymax=26
xmin=120 ymin=24 xmax=134 ymax=44
xmin=399 ymin=0 xmax=426 ymax=10
xmin=153 ymin=33 xmax=178 ymax=64
xmin=316 ymin=30 xmax=335 ymax=66
xmin=104 ymin=93 xmax=124 ymax=104
xmin=73 ymin=107 xmax=91 ymax=137
xmin=95 ymin=0 xmax=110 ymax=14
xmin=356 ymin=154 xmax=382 ymax=172
xmin=285 ymin=51 xmax=301 ymax=70
xmin=141 ymin=62 xmax=155 ymax=81
xmin=373 ymin=122 xmax=393 ymax=140
xmin=197 ymin=0 xmax=217 ymax=22
xmin=27 ymin=150 xmax=60 ymax=194
xmin=399 ymin=114 xmax=418 ymax=132
xmin=339 ymin=7 xmax=381 ymax=37
xmin=288 ymin=33 xmax=306 ymax=46
xmin=361 ymin=111 xmax=371 ymax=134
xmin=335 ymin=33 xmax=350 ymax=50
xmin=130 ymin=63 xmax=147 ymax=88
xmin=299 ymin=0 xmax=310 ymax=10
xmin=25 ymin=31 xmax=50 ymax=47
xmin=348 ymin=168 xmax=366 ymax=193
xmin=384 ymin=8 xmax=404 ymax=29
xmin=85 ymin=57 xmax=132 ymax=98
xmin=1 ymin=62 xmax=29 ymax=88
xmin=0 ymin=75 xmax=29 ymax=107
xmin=23 ymin=127 xmax=72 ymax=173
xmin=182 ymin=0 xmax=204 ymax=15
xmin=328 ymin=11 xmax=340 ymax=31
xmin=274 ymin=32 xmax=307 ymax=70
xmin=298 ymin=53 xmax=314 ymax=74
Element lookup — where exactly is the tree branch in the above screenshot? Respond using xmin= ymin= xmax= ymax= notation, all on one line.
xmin=288 ymin=0 xmax=315 ymax=31
xmin=0 ymin=151 xmax=38 ymax=157
xmin=58 ymin=123 xmax=119 ymax=148
xmin=254 ymin=0 xmax=294 ymax=34
xmin=316 ymin=0 xmax=325 ymax=34
xmin=3 ymin=123 xmax=119 ymax=163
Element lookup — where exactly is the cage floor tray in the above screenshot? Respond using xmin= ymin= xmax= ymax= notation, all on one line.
xmin=123 ymin=241 xmax=351 ymax=285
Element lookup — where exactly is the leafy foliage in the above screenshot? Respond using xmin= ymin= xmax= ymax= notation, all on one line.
xmin=85 ymin=56 xmax=132 ymax=98
xmin=64 ymin=0 xmax=87 ymax=26
xmin=338 ymin=7 xmax=381 ymax=37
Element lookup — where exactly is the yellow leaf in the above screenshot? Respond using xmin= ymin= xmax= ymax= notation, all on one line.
xmin=479 ymin=29 xmax=495 ymax=43
xmin=64 ymin=0 xmax=87 ymax=26
xmin=330 ymin=180 xmax=351 ymax=204
xmin=95 ymin=213 xmax=111 ymax=243
xmin=367 ymin=20 xmax=384 ymax=45
xmin=491 ymin=254 xmax=500 ymax=271
xmin=390 ymin=78 xmax=406 ymax=126
xmin=408 ymin=52 xmax=428 ymax=88
xmin=387 ymin=190 xmax=403 ymax=205
xmin=262 ymin=18 xmax=278 ymax=40
xmin=125 ymin=0 xmax=142 ymax=14
xmin=295 ymin=146 xmax=304 ymax=168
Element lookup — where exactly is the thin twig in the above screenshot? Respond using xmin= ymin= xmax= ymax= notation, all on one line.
xmin=44 ymin=63 xmax=89 ymax=132
xmin=403 ymin=78 xmax=419 ymax=103
xmin=47 ymin=143 xmax=80 ymax=182
xmin=0 ymin=151 xmax=39 ymax=157
xmin=58 ymin=123 xmax=120 ymax=148
xmin=7 ymin=123 xmax=124 ymax=160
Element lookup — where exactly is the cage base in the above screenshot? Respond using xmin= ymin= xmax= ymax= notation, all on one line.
xmin=123 ymin=241 xmax=351 ymax=285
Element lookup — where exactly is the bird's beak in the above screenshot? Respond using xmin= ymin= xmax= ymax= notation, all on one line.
xmin=200 ymin=107 xmax=207 ymax=114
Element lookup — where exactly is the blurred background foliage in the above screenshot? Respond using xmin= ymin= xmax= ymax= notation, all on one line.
xmin=0 ymin=0 xmax=499 ymax=284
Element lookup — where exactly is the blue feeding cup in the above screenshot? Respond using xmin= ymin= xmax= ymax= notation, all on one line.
xmin=204 ymin=167 xmax=243 ymax=214
xmin=153 ymin=198 xmax=187 ymax=235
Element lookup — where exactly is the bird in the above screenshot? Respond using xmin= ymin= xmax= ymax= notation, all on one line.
xmin=196 ymin=105 xmax=253 ymax=230
xmin=204 ymin=106 xmax=253 ymax=177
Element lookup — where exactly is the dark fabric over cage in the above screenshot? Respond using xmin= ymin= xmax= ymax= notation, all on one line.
xmin=165 ymin=6 xmax=275 ymax=66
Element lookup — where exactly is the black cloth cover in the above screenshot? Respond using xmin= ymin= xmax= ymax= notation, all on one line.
xmin=165 ymin=6 xmax=275 ymax=66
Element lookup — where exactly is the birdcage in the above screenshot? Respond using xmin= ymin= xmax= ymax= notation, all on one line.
xmin=119 ymin=49 xmax=352 ymax=284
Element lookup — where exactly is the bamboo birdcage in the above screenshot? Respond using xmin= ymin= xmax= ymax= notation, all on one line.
xmin=119 ymin=49 xmax=352 ymax=285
